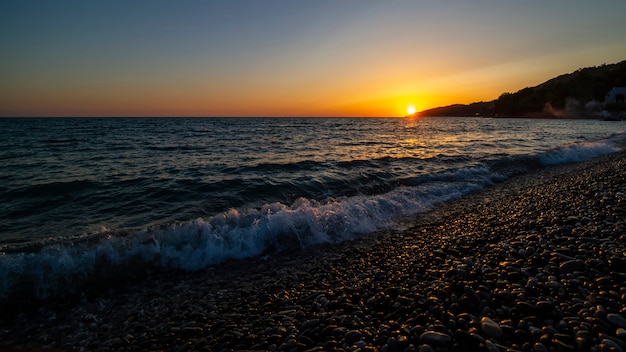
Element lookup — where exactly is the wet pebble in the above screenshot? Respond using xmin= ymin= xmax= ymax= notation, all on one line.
xmin=533 ymin=342 xmax=549 ymax=352
xmin=345 ymin=330 xmax=362 ymax=345
xmin=601 ymin=338 xmax=624 ymax=352
xmin=480 ymin=317 xmax=503 ymax=339
xmin=420 ymin=331 xmax=452 ymax=347
xmin=559 ymin=259 xmax=585 ymax=274
xmin=607 ymin=313 xmax=626 ymax=329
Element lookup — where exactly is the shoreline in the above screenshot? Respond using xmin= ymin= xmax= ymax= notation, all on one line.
xmin=2 ymin=151 xmax=626 ymax=351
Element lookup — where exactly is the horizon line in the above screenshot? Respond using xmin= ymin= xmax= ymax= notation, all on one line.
xmin=0 ymin=115 xmax=409 ymax=119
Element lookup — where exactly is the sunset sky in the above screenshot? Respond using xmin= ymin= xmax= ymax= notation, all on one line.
xmin=2 ymin=1 xmax=626 ymax=117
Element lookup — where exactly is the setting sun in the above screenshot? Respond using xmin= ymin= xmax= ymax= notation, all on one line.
xmin=406 ymin=105 xmax=417 ymax=115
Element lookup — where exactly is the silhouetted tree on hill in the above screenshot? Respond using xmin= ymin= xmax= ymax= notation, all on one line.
xmin=418 ymin=60 xmax=626 ymax=118
xmin=493 ymin=60 xmax=626 ymax=117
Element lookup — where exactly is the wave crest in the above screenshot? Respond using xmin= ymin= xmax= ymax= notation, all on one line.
xmin=0 ymin=136 xmax=622 ymax=305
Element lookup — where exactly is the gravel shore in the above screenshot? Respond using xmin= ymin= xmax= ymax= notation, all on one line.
xmin=2 ymin=151 xmax=626 ymax=351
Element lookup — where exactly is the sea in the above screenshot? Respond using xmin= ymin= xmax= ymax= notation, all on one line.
xmin=0 ymin=117 xmax=624 ymax=302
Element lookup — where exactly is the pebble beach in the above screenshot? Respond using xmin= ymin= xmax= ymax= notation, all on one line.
xmin=2 ymin=151 xmax=626 ymax=352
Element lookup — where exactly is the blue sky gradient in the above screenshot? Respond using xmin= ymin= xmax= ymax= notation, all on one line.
xmin=2 ymin=1 xmax=625 ymax=116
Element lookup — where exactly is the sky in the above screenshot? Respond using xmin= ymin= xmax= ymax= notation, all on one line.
xmin=1 ymin=1 xmax=626 ymax=117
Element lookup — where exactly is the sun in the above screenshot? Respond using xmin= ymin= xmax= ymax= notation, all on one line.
xmin=406 ymin=105 xmax=417 ymax=115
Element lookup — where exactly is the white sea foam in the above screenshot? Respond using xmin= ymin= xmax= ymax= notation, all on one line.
xmin=0 ymin=165 xmax=500 ymax=300
xmin=537 ymin=139 xmax=621 ymax=165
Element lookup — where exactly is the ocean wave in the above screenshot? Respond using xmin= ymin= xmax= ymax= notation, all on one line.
xmin=0 ymin=135 xmax=623 ymax=305
xmin=0 ymin=168 xmax=500 ymax=303
xmin=536 ymin=139 xmax=621 ymax=165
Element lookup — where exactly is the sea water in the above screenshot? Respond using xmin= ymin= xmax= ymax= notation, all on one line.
xmin=0 ymin=117 xmax=624 ymax=300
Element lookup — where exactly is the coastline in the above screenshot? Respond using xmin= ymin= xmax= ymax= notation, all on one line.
xmin=2 ymin=151 xmax=626 ymax=351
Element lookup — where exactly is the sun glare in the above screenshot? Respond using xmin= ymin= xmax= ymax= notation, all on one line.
xmin=406 ymin=105 xmax=417 ymax=115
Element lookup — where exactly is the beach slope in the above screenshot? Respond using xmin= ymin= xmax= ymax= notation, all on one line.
xmin=2 ymin=151 xmax=626 ymax=351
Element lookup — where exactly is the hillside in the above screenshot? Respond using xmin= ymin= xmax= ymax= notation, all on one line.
xmin=418 ymin=60 xmax=626 ymax=118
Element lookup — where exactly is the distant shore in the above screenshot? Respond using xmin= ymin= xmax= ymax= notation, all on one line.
xmin=2 ymin=150 xmax=626 ymax=351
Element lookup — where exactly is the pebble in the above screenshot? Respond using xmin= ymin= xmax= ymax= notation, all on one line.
xmin=480 ymin=317 xmax=503 ymax=338
xmin=602 ymin=338 xmax=624 ymax=352
xmin=559 ymin=259 xmax=585 ymax=274
xmin=608 ymin=258 xmax=626 ymax=272
xmin=418 ymin=346 xmax=435 ymax=352
xmin=599 ymin=333 xmax=626 ymax=351
xmin=180 ymin=326 xmax=203 ymax=337
xmin=345 ymin=330 xmax=361 ymax=345
xmin=533 ymin=342 xmax=549 ymax=352
xmin=484 ymin=339 xmax=500 ymax=352
xmin=607 ymin=313 xmax=626 ymax=329
xmin=420 ymin=331 xmax=452 ymax=347
xmin=535 ymin=300 xmax=554 ymax=313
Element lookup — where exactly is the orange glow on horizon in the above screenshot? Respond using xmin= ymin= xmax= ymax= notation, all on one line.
xmin=0 ymin=85 xmax=476 ymax=117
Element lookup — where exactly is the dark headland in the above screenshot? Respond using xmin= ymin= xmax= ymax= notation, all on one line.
xmin=417 ymin=60 xmax=626 ymax=119
xmin=2 ymin=151 xmax=626 ymax=349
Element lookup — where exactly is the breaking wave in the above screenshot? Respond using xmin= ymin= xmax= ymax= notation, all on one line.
xmin=0 ymin=137 xmax=622 ymax=305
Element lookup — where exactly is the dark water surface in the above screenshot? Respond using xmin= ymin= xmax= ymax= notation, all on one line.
xmin=0 ymin=117 xmax=624 ymax=300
